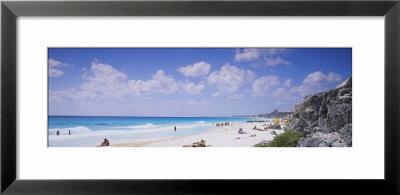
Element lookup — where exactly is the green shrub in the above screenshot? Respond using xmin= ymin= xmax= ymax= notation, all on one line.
xmin=254 ymin=129 xmax=303 ymax=147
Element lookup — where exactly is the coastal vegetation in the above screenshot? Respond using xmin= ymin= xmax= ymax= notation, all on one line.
xmin=254 ymin=129 xmax=303 ymax=147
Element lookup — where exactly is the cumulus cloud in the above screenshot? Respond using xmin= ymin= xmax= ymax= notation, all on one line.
xmin=235 ymin=48 xmax=261 ymax=62
xmin=48 ymin=58 xmax=71 ymax=77
xmin=177 ymin=62 xmax=211 ymax=77
xmin=265 ymin=56 xmax=291 ymax=66
xmin=49 ymin=58 xmax=70 ymax=68
xmin=50 ymin=60 xmax=206 ymax=103
xmin=181 ymin=82 xmax=205 ymax=95
xmin=246 ymin=70 xmax=256 ymax=82
xmin=208 ymin=64 xmax=254 ymax=96
xmin=49 ymin=68 xmax=64 ymax=77
xmin=272 ymin=88 xmax=292 ymax=100
xmin=290 ymin=71 xmax=342 ymax=96
xmin=252 ymin=76 xmax=280 ymax=96
xmin=270 ymin=86 xmax=302 ymax=107
xmin=81 ymin=62 xmax=129 ymax=97
xmin=128 ymin=70 xmax=181 ymax=95
xmin=235 ymin=48 xmax=289 ymax=62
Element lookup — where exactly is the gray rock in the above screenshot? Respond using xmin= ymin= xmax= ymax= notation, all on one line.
xmin=297 ymin=132 xmax=341 ymax=147
xmin=270 ymin=130 xmax=277 ymax=135
xmin=338 ymin=124 xmax=352 ymax=147
xmin=326 ymin=103 xmax=352 ymax=132
xmin=298 ymin=137 xmax=323 ymax=147
xmin=324 ymin=136 xmax=339 ymax=146
xmin=294 ymin=127 xmax=303 ymax=133
xmin=287 ymin=118 xmax=307 ymax=132
xmin=331 ymin=142 xmax=346 ymax=147
xmin=267 ymin=124 xmax=281 ymax=129
xmin=289 ymin=77 xmax=352 ymax=147
xmin=313 ymin=126 xmax=328 ymax=134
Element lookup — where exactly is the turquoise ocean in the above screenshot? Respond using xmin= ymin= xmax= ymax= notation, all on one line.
xmin=48 ymin=116 xmax=259 ymax=147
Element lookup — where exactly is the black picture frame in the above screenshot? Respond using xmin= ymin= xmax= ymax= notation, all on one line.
xmin=1 ymin=0 xmax=399 ymax=194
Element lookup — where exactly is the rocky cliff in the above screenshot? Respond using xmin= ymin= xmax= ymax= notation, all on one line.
xmin=286 ymin=77 xmax=352 ymax=147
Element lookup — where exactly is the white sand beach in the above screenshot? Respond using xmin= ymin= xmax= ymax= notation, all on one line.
xmin=113 ymin=122 xmax=284 ymax=147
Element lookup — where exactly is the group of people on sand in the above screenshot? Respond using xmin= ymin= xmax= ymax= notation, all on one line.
xmin=215 ymin=122 xmax=231 ymax=127
xmin=236 ymin=128 xmax=257 ymax=139
xmin=56 ymin=130 xmax=71 ymax=136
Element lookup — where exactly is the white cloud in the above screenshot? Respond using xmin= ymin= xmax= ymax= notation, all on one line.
xmin=271 ymin=87 xmax=302 ymax=107
xmin=177 ymin=62 xmax=211 ymax=77
xmin=246 ymin=70 xmax=256 ymax=82
xmin=208 ymin=64 xmax=253 ymax=96
xmin=228 ymin=94 xmax=244 ymax=100
xmin=181 ymin=82 xmax=205 ymax=95
xmin=129 ymin=70 xmax=181 ymax=95
xmin=50 ymin=61 xmax=207 ymax=103
xmin=49 ymin=68 xmax=64 ymax=77
xmin=265 ymin=56 xmax=291 ymax=66
xmin=235 ymin=48 xmax=261 ymax=62
xmin=235 ymin=48 xmax=289 ymax=62
xmin=212 ymin=92 xmax=220 ymax=97
xmin=48 ymin=58 xmax=71 ymax=77
xmin=252 ymin=76 xmax=280 ymax=96
xmin=162 ymin=100 xmax=206 ymax=107
xmin=290 ymin=71 xmax=342 ymax=96
xmin=303 ymin=71 xmax=342 ymax=85
xmin=81 ymin=61 xmax=128 ymax=97
xmin=284 ymin=79 xmax=291 ymax=88
xmin=272 ymin=88 xmax=292 ymax=100
xmin=49 ymin=58 xmax=70 ymax=68
xmin=49 ymin=89 xmax=100 ymax=103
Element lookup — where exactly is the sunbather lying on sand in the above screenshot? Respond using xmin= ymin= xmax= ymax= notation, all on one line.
xmin=98 ymin=138 xmax=110 ymax=147
xmin=252 ymin=126 xmax=265 ymax=131
xmin=183 ymin=140 xmax=207 ymax=147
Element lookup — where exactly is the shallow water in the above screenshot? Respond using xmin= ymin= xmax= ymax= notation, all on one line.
xmin=48 ymin=116 xmax=261 ymax=147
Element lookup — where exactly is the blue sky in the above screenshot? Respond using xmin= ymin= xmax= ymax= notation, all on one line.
xmin=48 ymin=48 xmax=351 ymax=116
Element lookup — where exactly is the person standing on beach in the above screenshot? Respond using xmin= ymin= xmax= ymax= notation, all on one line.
xmin=56 ymin=130 xmax=60 ymax=136
xmin=69 ymin=130 xmax=71 ymax=135
xmin=174 ymin=126 xmax=176 ymax=132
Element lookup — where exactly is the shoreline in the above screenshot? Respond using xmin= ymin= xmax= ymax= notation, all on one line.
xmin=112 ymin=122 xmax=284 ymax=147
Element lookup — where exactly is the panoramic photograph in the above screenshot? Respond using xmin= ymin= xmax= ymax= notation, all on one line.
xmin=48 ymin=48 xmax=352 ymax=147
